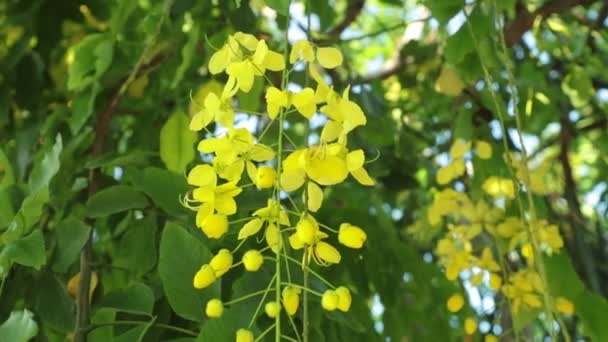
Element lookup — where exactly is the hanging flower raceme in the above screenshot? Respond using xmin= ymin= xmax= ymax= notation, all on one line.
xmin=183 ymin=32 xmax=373 ymax=340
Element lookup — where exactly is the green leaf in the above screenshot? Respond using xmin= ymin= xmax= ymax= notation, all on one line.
xmin=67 ymin=33 xmax=114 ymax=91
xmin=114 ymin=215 xmax=158 ymax=275
xmin=159 ymin=222 xmax=219 ymax=322
xmin=0 ymin=309 xmax=38 ymax=342
xmin=160 ymin=112 xmax=197 ymax=174
xmin=424 ymin=0 xmax=464 ymax=25
xmin=171 ymin=25 xmax=200 ymax=89
xmin=99 ymin=282 xmax=155 ymax=315
xmin=544 ymin=253 xmax=585 ymax=297
xmin=34 ymin=272 xmax=75 ymax=332
xmin=89 ymin=309 xmax=116 ymax=342
xmin=576 ymin=291 xmax=608 ymax=341
xmin=130 ymin=167 xmax=189 ymax=217
xmin=114 ymin=318 xmax=156 ymax=342
xmin=70 ymin=82 xmax=101 ymax=134
xmin=265 ymin=0 xmax=289 ymax=15
xmin=86 ymin=185 xmax=149 ymax=218
xmin=3 ymin=229 xmax=46 ymax=269
xmin=561 ymin=66 xmax=595 ymax=108
xmin=52 ymin=217 xmax=91 ymax=273
xmin=28 ymin=134 xmax=62 ymax=193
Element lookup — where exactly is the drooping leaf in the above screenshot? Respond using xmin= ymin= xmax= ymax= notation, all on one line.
xmin=159 ymin=222 xmax=219 ymax=322
xmin=160 ymin=112 xmax=197 ymax=174
xmin=99 ymin=282 xmax=155 ymax=315
xmin=52 ymin=217 xmax=91 ymax=272
xmin=3 ymin=229 xmax=46 ymax=269
xmin=86 ymin=185 xmax=149 ymax=217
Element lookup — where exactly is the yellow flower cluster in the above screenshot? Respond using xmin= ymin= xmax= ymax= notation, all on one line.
xmin=183 ymin=32 xmax=373 ymax=341
xmin=423 ymin=137 xmax=573 ymax=327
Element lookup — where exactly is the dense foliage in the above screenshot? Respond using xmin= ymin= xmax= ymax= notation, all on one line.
xmin=1 ymin=0 xmax=607 ymax=341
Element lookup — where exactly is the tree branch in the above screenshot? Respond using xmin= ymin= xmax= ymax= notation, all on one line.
xmin=504 ymin=0 xmax=596 ymax=47
xmin=326 ymin=0 xmax=365 ymax=39
xmin=558 ymin=115 xmax=602 ymax=294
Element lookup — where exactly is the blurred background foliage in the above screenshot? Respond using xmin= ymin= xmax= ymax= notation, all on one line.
xmin=0 ymin=0 xmax=607 ymax=341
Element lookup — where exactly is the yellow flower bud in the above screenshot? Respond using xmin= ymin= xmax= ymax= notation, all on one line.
xmin=205 ymin=299 xmax=224 ymax=318
xmin=296 ymin=217 xmax=318 ymax=245
xmin=242 ymin=250 xmax=264 ymax=272
xmin=265 ymin=301 xmax=281 ymax=318
xmin=464 ymin=317 xmax=477 ymax=335
xmin=447 ymin=293 xmax=465 ymax=313
xmin=555 ymin=297 xmax=574 ymax=315
xmin=256 ymin=166 xmax=276 ymax=189
xmin=335 ymin=286 xmax=352 ymax=312
xmin=281 ymin=286 xmax=301 ymax=316
xmin=235 ymin=328 xmax=254 ymax=342
xmin=202 ymin=214 xmax=229 ymax=239
xmin=338 ymin=223 xmax=367 ymax=249
xmin=210 ymin=249 xmax=233 ymax=277
xmin=475 ymin=140 xmax=492 ymax=159
xmin=315 ymin=241 xmax=341 ymax=265
xmin=321 ymin=290 xmax=339 ymax=311
xmin=193 ymin=264 xmax=216 ymax=289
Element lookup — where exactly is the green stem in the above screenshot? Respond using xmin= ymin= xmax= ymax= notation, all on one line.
xmin=281 ymin=282 xmax=323 ymax=297
xmin=255 ymin=323 xmax=276 ymax=342
xmin=284 ymin=254 xmax=335 ymax=289
xmin=225 ymin=289 xmax=274 ymax=306
xmin=249 ymin=273 xmax=277 ymax=328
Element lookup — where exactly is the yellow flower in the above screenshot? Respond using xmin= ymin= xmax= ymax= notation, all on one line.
xmin=296 ymin=215 xmax=319 ymax=245
xmin=235 ymin=328 xmax=254 ymax=342
xmin=316 ymin=47 xmax=343 ymax=69
xmin=193 ymin=264 xmax=216 ymax=289
xmin=306 ymin=181 xmax=323 ymax=212
xmin=502 ymin=269 xmax=544 ymax=313
xmin=265 ymin=301 xmax=281 ymax=318
xmin=265 ymin=223 xmax=281 ymax=253
xmin=210 ymin=249 xmax=233 ymax=277
xmin=292 ymin=88 xmax=317 ymax=119
xmin=265 ymin=86 xmax=289 ymax=119
xmin=190 ymin=92 xmax=234 ymax=130
xmin=482 ymin=176 xmax=515 ymax=198
xmin=321 ymin=290 xmax=339 ymax=311
xmin=338 ymin=223 xmax=367 ymax=249
xmin=200 ymin=214 xmax=229 ymax=239
xmin=290 ymin=40 xmax=315 ymax=64
xmin=315 ymin=241 xmax=341 ymax=265
xmin=346 ymin=149 xmax=375 ymax=186
xmin=255 ymin=166 xmax=276 ymax=189
xmin=320 ymin=87 xmax=367 ymax=142
xmin=464 ymin=317 xmax=477 ymax=335
xmin=436 ymin=159 xmax=466 ymax=185
xmin=475 ymin=140 xmax=492 ymax=159
xmin=242 ymin=250 xmax=264 ymax=272
xmin=447 ymin=293 xmax=465 ymax=313
xmin=198 ymin=128 xmax=274 ymax=182
xmin=335 ymin=286 xmax=352 ymax=312
xmin=205 ymin=299 xmax=224 ymax=318
xmin=186 ymin=165 xmax=243 ymax=223
xmin=282 ymin=286 xmax=301 ymax=316
xmin=450 ymin=139 xmax=471 ymax=159
xmin=555 ymin=297 xmax=574 ymax=315
xmin=489 ymin=273 xmax=502 ymax=290
xmin=238 ymin=199 xmax=290 ymax=241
